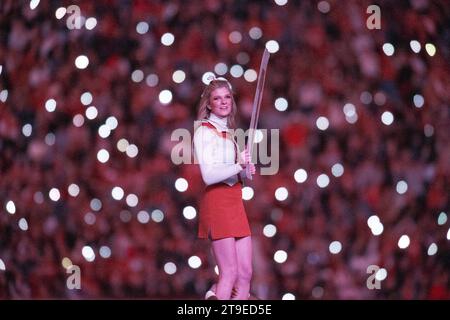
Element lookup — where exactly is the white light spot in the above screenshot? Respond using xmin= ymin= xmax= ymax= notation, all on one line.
xmin=34 ymin=192 xmax=44 ymax=204
xmin=89 ymin=199 xmax=101 ymax=212
xmin=45 ymin=99 xmax=57 ymax=112
xmin=99 ymin=246 xmax=111 ymax=258
xmin=427 ymin=243 xmax=438 ymax=256
xmin=84 ymin=212 xmax=96 ymax=225
xmin=159 ymin=90 xmax=173 ymax=104
xmin=410 ymin=40 xmax=421 ymax=53
xmin=161 ymin=32 xmax=175 ymax=46
xmin=249 ymin=27 xmax=262 ymax=40
xmin=111 ymin=187 xmax=124 ymax=200
xmin=242 ymin=186 xmax=254 ymax=200
xmin=367 ymin=215 xmax=380 ymax=229
xmin=230 ymin=64 xmax=244 ymax=78
xmin=282 ymin=293 xmax=295 ymax=300
xmin=425 ymin=43 xmax=436 ymax=56
xmin=126 ymin=144 xmax=139 ymax=158
xmin=131 ymin=70 xmax=144 ymax=83
xmin=18 ymin=218 xmax=28 ymax=231
xmin=413 ymin=94 xmax=424 ymax=108
xmin=55 ymin=7 xmax=66 ymax=19
xmin=98 ymin=124 xmax=111 ymax=138
xmin=214 ymin=63 xmax=228 ymax=75
xmin=202 ymin=72 xmax=216 ymax=85
xmin=146 ymin=74 xmax=159 ymax=87
xmin=343 ymin=103 xmax=356 ymax=117
xmin=75 ymin=55 xmax=89 ymax=69
xmin=188 ymin=256 xmax=202 ymax=269
xmin=316 ymin=174 xmax=330 ymax=188
xmin=329 ymin=241 xmax=342 ymax=254
xmin=244 ymin=69 xmax=257 ymax=82
xmin=345 ymin=113 xmax=358 ymax=124
xmin=375 ymin=268 xmax=387 ymax=281
xmin=294 ymin=169 xmax=308 ymax=183
xmin=274 ymin=0 xmax=288 ymax=6
xmin=73 ymin=114 xmax=85 ymax=127
xmin=0 ymin=90 xmax=8 ymax=102
xmin=45 ymin=133 xmax=55 ymax=146
xmin=254 ymin=129 xmax=264 ymax=143
xmin=396 ymin=180 xmax=408 ymax=194
xmin=274 ymin=97 xmax=288 ymax=111
xmin=447 ymin=228 xmax=450 ymax=240
xmin=172 ymin=70 xmax=186 ymax=84
xmin=229 ymin=31 xmax=242 ymax=44
xmin=117 ymin=138 xmax=129 ymax=152
xmin=398 ymin=235 xmax=410 ymax=249
xmin=265 ymin=40 xmax=279 ymax=54
xmin=106 ymin=116 xmax=118 ymax=130
xmin=82 ymin=246 xmax=95 ymax=262
xmin=317 ymin=1 xmax=330 ymax=13
xmin=22 ymin=124 xmax=32 ymax=137
xmin=275 ymin=187 xmax=288 ymax=201
xmin=263 ymin=224 xmax=277 ymax=238
xmin=183 ymin=206 xmax=197 ymax=220
xmin=137 ymin=210 xmax=150 ymax=224
xmin=0 ymin=259 xmax=5 ymax=271
xmin=437 ymin=212 xmax=447 ymax=225
xmin=68 ymin=184 xmax=80 ymax=197
xmin=136 ymin=21 xmax=149 ymax=34
xmin=85 ymin=106 xmax=98 ymax=120
xmin=164 ymin=262 xmax=177 ymax=275
xmin=382 ymin=43 xmax=395 ymax=56
xmin=371 ymin=222 xmax=384 ymax=236
xmin=151 ymin=209 xmax=164 ymax=223
xmin=85 ymin=17 xmax=97 ymax=30
xmin=175 ymin=178 xmax=188 ymax=192
xmin=424 ymin=124 xmax=434 ymax=137
xmin=126 ymin=194 xmax=138 ymax=207
xmin=274 ymin=250 xmax=288 ymax=263
xmin=316 ymin=116 xmax=329 ymax=131
xmin=49 ymin=188 xmax=61 ymax=201
xmin=97 ymin=149 xmax=110 ymax=163
xmin=30 ymin=0 xmax=40 ymax=10
xmin=381 ymin=111 xmax=394 ymax=125
xmin=331 ymin=163 xmax=344 ymax=177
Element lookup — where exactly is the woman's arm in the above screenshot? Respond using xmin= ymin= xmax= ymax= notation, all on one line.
xmin=193 ymin=127 xmax=243 ymax=185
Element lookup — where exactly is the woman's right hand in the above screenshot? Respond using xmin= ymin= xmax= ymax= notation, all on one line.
xmin=240 ymin=148 xmax=251 ymax=168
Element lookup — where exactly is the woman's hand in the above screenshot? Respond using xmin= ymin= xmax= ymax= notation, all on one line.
xmin=247 ymin=163 xmax=256 ymax=175
xmin=240 ymin=148 xmax=255 ymax=174
xmin=240 ymin=148 xmax=251 ymax=168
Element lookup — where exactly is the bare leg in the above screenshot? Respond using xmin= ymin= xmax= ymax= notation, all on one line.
xmin=211 ymin=237 xmax=238 ymax=300
xmin=231 ymin=236 xmax=252 ymax=300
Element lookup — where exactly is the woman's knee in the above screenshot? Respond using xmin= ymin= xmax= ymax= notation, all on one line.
xmin=219 ymin=265 xmax=238 ymax=283
xmin=238 ymin=265 xmax=252 ymax=282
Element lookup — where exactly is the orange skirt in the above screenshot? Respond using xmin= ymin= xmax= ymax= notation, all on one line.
xmin=198 ymin=182 xmax=251 ymax=240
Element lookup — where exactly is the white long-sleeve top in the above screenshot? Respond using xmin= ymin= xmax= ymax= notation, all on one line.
xmin=193 ymin=114 xmax=244 ymax=186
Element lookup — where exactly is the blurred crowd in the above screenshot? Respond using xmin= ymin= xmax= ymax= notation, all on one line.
xmin=0 ymin=0 xmax=449 ymax=299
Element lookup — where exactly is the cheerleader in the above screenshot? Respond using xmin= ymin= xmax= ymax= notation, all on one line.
xmin=193 ymin=78 xmax=255 ymax=300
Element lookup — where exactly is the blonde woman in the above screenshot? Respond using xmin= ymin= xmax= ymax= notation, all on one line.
xmin=194 ymin=78 xmax=255 ymax=300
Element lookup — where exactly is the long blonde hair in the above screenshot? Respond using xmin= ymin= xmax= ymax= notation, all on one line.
xmin=197 ymin=79 xmax=237 ymax=129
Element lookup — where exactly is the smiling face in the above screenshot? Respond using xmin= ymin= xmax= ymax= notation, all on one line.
xmin=209 ymin=86 xmax=233 ymax=118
